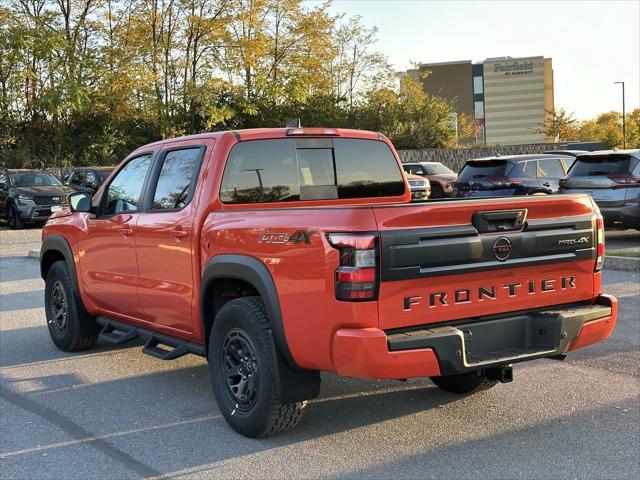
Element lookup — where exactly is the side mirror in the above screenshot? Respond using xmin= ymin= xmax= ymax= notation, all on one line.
xmin=69 ymin=192 xmax=92 ymax=212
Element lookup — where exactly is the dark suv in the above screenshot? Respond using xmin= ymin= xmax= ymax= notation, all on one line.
xmin=560 ymin=150 xmax=640 ymax=229
xmin=0 ymin=169 xmax=73 ymax=229
xmin=454 ymin=154 xmax=572 ymax=198
xmin=65 ymin=167 xmax=113 ymax=195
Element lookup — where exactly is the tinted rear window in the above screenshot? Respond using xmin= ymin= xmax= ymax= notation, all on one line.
xmin=458 ymin=160 xmax=511 ymax=181
xmin=569 ymin=155 xmax=632 ymax=176
xmin=219 ymin=138 xmax=405 ymax=203
xmin=422 ymin=163 xmax=453 ymax=175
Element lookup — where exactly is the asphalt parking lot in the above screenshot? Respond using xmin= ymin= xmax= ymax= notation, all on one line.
xmin=0 ymin=226 xmax=639 ymax=479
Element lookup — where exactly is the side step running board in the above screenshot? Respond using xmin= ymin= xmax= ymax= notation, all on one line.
xmin=96 ymin=317 xmax=206 ymax=360
xmin=143 ymin=336 xmax=190 ymax=360
xmin=99 ymin=319 xmax=139 ymax=344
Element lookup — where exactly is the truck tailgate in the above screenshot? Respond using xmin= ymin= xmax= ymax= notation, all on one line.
xmin=373 ymin=195 xmax=597 ymax=330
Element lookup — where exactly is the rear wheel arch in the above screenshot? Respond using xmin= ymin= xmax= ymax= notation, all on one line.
xmin=200 ymin=255 xmax=295 ymax=368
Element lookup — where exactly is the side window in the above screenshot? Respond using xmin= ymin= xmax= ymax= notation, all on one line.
xmin=538 ymin=159 xmax=565 ymax=178
xmin=560 ymin=158 xmax=573 ymax=173
xmin=0 ymin=171 xmax=7 ymax=188
xmin=151 ymin=148 xmax=202 ymax=210
xmin=220 ymin=140 xmax=300 ymax=203
xmin=523 ymin=161 xmax=537 ymax=177
xmin=103 ymin=154 xmax=152 ymax=215
xmin=84 ymin=171 xmax=97 ymax=187
xmin=632 ymin=161 xmax=640 ymax=175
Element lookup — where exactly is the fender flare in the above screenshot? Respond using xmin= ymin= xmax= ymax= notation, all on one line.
xmin=40 ymin=235 xmax=79 ymax=290
xmin=200 ymin=254 xmax=297 ymax=369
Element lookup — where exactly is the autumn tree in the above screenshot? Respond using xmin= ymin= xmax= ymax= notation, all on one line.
xmin=536 ymin=108 xmax=578 ymax=142
xmin=578 ymin=110 xmax=639 ymax=149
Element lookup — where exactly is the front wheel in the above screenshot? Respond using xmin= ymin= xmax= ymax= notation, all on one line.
xmin=208 ymin=296 xmax=306 ymax=438
xmin=430 ymin=371 xmax=498 ymax=394
xmin=430 ymin=184 xmax=444 ymax=199
xmin=7 ymin=204 xmax=24 ymax=230
xmin=44 ymin=261 xmax=100 ymax=351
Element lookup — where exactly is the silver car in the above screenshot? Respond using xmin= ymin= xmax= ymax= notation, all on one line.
xmin=559 ymin=150 xmax=640 ymax=229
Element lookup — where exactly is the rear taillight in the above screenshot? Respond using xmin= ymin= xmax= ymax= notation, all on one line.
xmin=328 ymin=233 xmax=378 ymax=301
xmin=607 ymin=174 xmax=640 ymax=185
xmin=595 ymin=215 xmax=605 ymax=272
xmin=489 ymin=177 xmax=520 ymax=187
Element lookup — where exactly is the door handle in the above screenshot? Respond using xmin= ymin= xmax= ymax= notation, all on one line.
xmin=121 ymin=227 xmax=134 ymax=236
xmin=543 ymin=182 xmax=551 ymax=187
xmin=172 ymin=228 xmax=188 ymax=238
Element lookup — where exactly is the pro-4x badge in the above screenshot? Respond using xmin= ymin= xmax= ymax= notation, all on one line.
xmin=258 ymin=230 xmax=317 ymax=244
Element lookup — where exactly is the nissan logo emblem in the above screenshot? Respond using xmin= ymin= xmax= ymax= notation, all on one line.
xmin=492 ymin=237 xmax=513 ymax=262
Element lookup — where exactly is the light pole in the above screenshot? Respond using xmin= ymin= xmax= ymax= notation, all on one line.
xmin=614 ymin=81 xmax=626 ymax=149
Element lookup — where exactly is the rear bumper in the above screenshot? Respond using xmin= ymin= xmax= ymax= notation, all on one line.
xmin=599 ymin=203 xmax=640 ymax=229
xmin=331 ymin=295 xmax=617 ymax=379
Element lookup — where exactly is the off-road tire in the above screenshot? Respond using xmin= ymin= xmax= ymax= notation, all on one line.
xmin=44 ymin=261 xmax=100 ymax=351
xmin=208 ymin=296 xmax=306 ymax=438
xmin=430 ymin=371 xmax=498 ymax=394
xmin=7 ymin=204 xmax=24 ymax=230
xmin=430 ymin=184 xmax=444 ymax=199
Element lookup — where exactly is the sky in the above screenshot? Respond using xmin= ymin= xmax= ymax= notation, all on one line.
xmin=318 ymin=0 xmax=640 ymax=120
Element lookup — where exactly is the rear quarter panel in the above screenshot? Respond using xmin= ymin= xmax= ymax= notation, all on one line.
xmin=201 ymin=207 xmax=379 ymax=371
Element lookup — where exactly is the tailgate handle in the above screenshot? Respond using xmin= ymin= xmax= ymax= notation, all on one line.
xmin=473 ymin=209 xmax=527 ymax=233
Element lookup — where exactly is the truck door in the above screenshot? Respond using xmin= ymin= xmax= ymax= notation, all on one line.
xmin=134 ymin=141 xmax=209 ymax=336
xmin=80 ymin=154 xmax=153 ymax=319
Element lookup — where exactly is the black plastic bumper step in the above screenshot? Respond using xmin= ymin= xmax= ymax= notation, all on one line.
xmin=386 ymin=299 xmax=613 ymax=375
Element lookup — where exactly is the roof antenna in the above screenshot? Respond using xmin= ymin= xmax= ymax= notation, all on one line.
xmin=286 ymin=118 xmax=302 ymax=128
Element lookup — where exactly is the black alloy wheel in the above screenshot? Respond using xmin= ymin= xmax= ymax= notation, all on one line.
xmin=221 ymin=328 xmax=259 ymax=411
xmin=50 ymin=280 xmax=69 ymax=333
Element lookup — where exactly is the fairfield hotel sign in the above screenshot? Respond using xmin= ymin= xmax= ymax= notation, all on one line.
xmin=493 ymin=60 xmax=534 ymax=76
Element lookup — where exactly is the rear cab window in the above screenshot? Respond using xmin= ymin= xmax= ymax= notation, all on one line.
xmin=219 ymin=138 xmax=405 ymax=203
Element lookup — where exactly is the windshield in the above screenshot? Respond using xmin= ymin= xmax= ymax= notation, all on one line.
xmin=96 ymin=171 xmax=111 ymax=182
xmin=9 ymin=171 xmax=63 ymax=187
xmin=569 ymin=155 xmax=632 ymax=176
xmin=423 ymin=163 xmax=454 ymax=175
xmin=458 ymin=160 xmax=511 ymax=181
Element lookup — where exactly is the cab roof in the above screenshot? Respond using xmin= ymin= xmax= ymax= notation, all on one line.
xmin=133 ymin=127 xmax=385 ymax=152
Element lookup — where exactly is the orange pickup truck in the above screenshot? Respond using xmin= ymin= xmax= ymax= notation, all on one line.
xmin=40 ymin=126 xmax=616 ymax=437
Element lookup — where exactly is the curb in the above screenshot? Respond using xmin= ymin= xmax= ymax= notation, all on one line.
xmin=28 ymin=250 xmax=40 ymax=260
xmin=605 ymin=255 xmax=640 ymax=272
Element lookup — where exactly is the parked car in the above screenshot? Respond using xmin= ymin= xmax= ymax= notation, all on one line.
xmin=406 ymin=173 xmax=430 ymax=201
xmin=402 ymin=161 xmax=457 ymax=198
xmin=40 ymin=126 xmax=616 ymax=438
xmin=559 ymin=150 xmax=640 ymax=229
xmin=65 ymin=167 xmax=113 ymax=195
xmin=0 ymin=169 xmax=73 ymax=229
xmin=454 ymin=154 xmax=573 ymax=198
